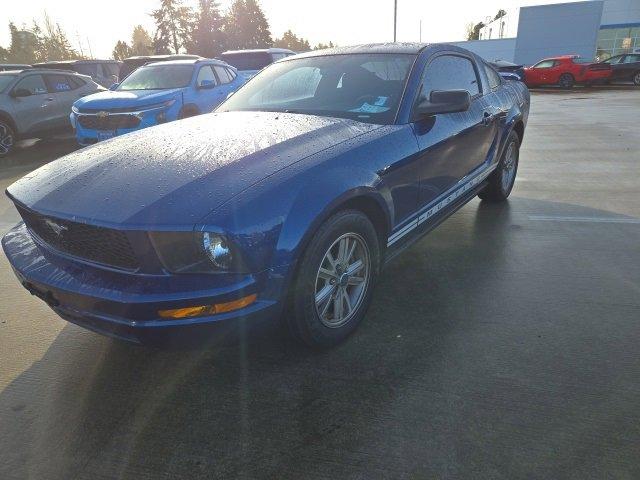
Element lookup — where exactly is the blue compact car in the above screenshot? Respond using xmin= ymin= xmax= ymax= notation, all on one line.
xmin=70 ymin=59 xmax=245 ymax=145
xmin=3 ymin=44 xmax=529 ymax=348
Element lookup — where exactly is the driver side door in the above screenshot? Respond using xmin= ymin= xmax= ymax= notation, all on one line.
xmin=411 ymin=53 xmax=498 ymax=209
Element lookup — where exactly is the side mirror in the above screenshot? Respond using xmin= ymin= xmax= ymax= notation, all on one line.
xmin=11 ymin=88 xmax=32 ymax=98
xmin=499 ymin=72 xmax=521 ymax=82
xmin=108 ymin=83 xmax=119 ymax=91
xmin=198 ymin=79 xmax=216 ymax=89
xmin=414 ymin=89 xmax=471 ymax=118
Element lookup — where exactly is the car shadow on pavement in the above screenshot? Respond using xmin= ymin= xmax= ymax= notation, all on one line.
xmin=1 ymin=136 xmax=79 ymax=172
xmin=1 ymin=197 xmax=640 ymax=479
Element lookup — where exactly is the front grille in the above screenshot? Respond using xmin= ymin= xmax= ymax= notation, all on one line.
xmin=17 ymin=206 xmax=139 ymax=271
xmin=77 ymin=114 xmax=141 ymax=130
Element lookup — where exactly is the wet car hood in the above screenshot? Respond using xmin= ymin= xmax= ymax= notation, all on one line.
xmin=74 ymin=88 xmax=184 ymax=110
xmin=7 ymin=111 xmax=380 ymax=227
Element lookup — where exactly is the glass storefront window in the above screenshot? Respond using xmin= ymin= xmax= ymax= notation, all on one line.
xmin=596 ymin=26 xmax=640 ymax=60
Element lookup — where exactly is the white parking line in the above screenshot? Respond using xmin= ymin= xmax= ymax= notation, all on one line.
xmin=529 ymin=215 xmax=640 ymax=224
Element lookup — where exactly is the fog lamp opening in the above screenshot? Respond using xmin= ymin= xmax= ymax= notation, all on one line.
xmin=158 ymin=294 xmax=257 ymax=319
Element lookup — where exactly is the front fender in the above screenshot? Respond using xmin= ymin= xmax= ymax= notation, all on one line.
xmin=197 ymin=124 xmax=414 ymax=276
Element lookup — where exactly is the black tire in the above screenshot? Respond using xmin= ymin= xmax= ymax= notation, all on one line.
xmin=633 ymin=71 xmax=640 ymax=86
xmin=0 ymin=120 xmax=15 ymax=158
xmin=478 ymin=130 xmax=520 ymax=202
xmin=288 ymin=210 xmax=381 ymax=348
xmin=558 ymin=73 xmax=574 ymax=89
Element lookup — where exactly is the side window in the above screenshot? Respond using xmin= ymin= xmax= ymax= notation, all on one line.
xmin=225 ymin=67 xmax=237 ymax=80
xmin=44 ymin=74 xmax=73 ymax=93
xmin=214 ymin=65 xmax=233 ymax=84
xmin=74 ymin=63 xmax=98 ymax=77
xmin=532 ymin=60 xmax=555 ymax=69
xmin=67 ymin=76 xmax=84 ymax=89
xmin=13 ymin=75 xmax=47 ymax=95
xmin=101 ymin=63 xmax=119 ymax=77
xmin=419 ymin=54 xmax=480 ymax=101
xmin=484 ymin=63 xmax=501 ymax=90
xmin=624 ymin=55 xmax=640 ymax=63
xmin=196 ymin=65 xmax=217 ymax=86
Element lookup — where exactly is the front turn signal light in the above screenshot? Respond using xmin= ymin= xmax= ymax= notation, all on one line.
xmin=158 ymin=294 xmax=257 ymax=319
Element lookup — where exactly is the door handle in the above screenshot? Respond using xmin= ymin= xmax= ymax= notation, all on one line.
xmin=40 ymin=98 xmax=54 ymax=108
xmin=482 ymin=112 xmax=494 ymax=126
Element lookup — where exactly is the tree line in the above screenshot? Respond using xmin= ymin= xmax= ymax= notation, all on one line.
xmin=117 ymin=0 xmax=335 ymax=60
xmin=1 ymin=12 xmax=80 ymax=64
xmin=1 ymin=0 xmax=336 ymax=64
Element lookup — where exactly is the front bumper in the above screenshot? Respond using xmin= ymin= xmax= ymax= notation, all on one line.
xmin=2 ymin=223 xmax=288 ymax=345
xmin=71 ymin=104 xmax=178 ymax=146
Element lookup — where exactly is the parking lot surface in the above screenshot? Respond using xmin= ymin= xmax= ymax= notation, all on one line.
xmin=1 ymin=89 xmax=639 ymax=479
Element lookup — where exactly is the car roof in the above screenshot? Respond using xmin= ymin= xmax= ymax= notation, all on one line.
xmin=140 ymin=58 xmax=228 ymax=67
xmin=221 ymin=48 xmax=295 ymax=55
xmin=123 ymin=54 xmax=202 ymax=62
xmin=33 ymin=59 xmax=117 ymax=64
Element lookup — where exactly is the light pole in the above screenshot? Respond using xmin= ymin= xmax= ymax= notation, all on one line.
xmin=393 ymin=0 xmax=398 ymax=42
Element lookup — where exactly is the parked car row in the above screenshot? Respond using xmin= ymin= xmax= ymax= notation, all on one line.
xmin=0 ymin=48 xmax=299 ymax=155
xmin=490 ymin=53 xmax=640 ymax=88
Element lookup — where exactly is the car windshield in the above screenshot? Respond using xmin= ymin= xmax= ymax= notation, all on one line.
xmin=0 ymin=75 xmax=17 ymax=92
xmin=220 ymin=53 xmax=415 ymax=124
xmin=221 ymin=52 xmax=272 ymax=71
xmin=118 ymin=65 xmax=194 ymax=90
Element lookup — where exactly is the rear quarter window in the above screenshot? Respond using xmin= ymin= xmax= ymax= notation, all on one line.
xmin=484 ymin=63 xmax=501 ymax=90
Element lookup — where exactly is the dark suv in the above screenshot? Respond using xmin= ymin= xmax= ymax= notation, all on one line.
xmin=32 ymin=60 xmax=120 ymax=88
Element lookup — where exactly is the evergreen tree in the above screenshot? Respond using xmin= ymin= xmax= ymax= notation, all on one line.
xmin=0 ymin=45 xmax=9 ymax=63
xmin=131 ymin=25 xmax=154 ymax=56
xmin=188 ymin=0 xmax=227 ymax=57
xmin=152 ymin=0 xmax=194 ymax=54
xmin=314 ymin=41 xmax=336 ymax=50
xmin=273 ymin=30 xmax=310 ymax=51
xmin=225 ymin=0 xmax=272 ymax=49
xmin=113 ymin=40 xmax=133 ymax=60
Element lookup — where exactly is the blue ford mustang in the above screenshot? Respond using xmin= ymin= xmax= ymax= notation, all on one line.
xmin=2 ymin=44 xmax=529 ymax=348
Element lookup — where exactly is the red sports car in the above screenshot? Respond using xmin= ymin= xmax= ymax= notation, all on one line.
xmin=524 ymin=55 xmax=612 ymax=88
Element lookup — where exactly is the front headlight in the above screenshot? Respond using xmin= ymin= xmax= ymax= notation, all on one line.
xmin=149 ymin=231 xmax=245 ymax=274
xmin=71 ymin=105 xmax=79 ymax=114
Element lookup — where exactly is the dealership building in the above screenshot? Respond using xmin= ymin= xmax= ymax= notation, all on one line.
xmin=452 ymin=0 xmax=640 ymax=65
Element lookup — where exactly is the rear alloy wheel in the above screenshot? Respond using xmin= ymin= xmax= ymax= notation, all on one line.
xmin=633 ymin=71 xmax=640 ymax=86
xmin=558 ymin=73 xmax=574 ymax=89
xmin=478 ymin=130 xmax=520 ymax=202
xmin=289 ymin=210 xmax=380 ymax=348
xmin=0 ymin=121 xmax=15 ymax=158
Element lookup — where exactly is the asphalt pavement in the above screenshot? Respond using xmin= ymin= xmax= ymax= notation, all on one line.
xmin=1 ymin=89 xmax=639 ymax=479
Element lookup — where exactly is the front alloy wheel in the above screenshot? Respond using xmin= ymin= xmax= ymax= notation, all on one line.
xmin=0 ymin=121 xmax=15 ymax=157
xmin=315 ymin=233 xmax=370 ymax=328
xmin=289 ymin=210 xmax=380 ymax=348
xmin=633 ymin=71 xmax=640 ymax=86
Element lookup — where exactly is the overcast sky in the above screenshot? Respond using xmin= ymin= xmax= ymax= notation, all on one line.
xmin=2 ymin=0 xmax=583 ymax=58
